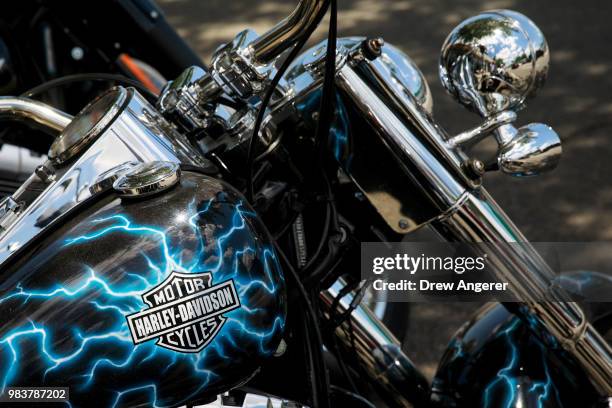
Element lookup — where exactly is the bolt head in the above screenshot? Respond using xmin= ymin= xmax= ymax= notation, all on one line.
xmin=71 ymin=47 xmax=84 ymax=61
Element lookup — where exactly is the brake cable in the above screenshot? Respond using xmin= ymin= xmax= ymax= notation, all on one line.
xmin=245 ymin=1 xmax=331 ymax=203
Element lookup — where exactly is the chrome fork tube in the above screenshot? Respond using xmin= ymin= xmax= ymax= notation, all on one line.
xmin=0 ymin=97 xmax=72 ymax=134
xmin=250 ymin=0 xmax=327 ymax=64
xmin=430 ymin=191 xmax=612 ymax=395
xmin=335 ymin=61 xmax=612 ymax=395
xmin=321 ymin=279 xmax=429 ymax=407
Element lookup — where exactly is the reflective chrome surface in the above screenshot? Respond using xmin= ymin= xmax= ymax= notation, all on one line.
xmin=321 ymin=278 xmax=429 ymax=407
xmin=157 ymin=65 xmax=220 ymax=132
xmin=0 ymin=87 xmax=207 ymax=268
xmin=497 ymin=123 xmax=562 ymax=176
xmin=48 ymin=87 xmax=127 ymax=165
xmin=0 ymin=97 xmax=72 ymax=134
xmin=334 ymin=60 xmax=469 ymax=233
xmin=431 ymin=191 xmax=612 ymax=395
xmin=439 ymin=10 xmax=549 ymax=116
xmin=113 ymin=161 xmax=181 ymax=197
xmin=0 ymin=197 xmax=21 ymax=234
xmin=280 ymin=37 xmax=433 ymax=115
xmin=330 ymin=34 xmax=606 ymax=394
xmin=199 ymin=392 xmax=307 ymax=408
xmin=376 ymin=40 xmax=434 ymax=115
xmin=250 ymin=0 xmax=326 ymax=64
xmin=210 ymin=29 xmax=278 ymax=99
xmin=447 ymin=110 xmax=516 ymax=148
xmin=89 ymin=161 xmax=138 ymax=195
xmin=34 ymin=164 xmax=55 ymax=184
xmin=185 ymin=0 xmax=326 ymax=102
xmin=440 ymin=10 xmax=561 ymax=178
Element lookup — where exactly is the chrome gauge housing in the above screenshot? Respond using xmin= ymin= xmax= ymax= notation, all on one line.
xmin=48 ymin=87 xmax=128 ymax=165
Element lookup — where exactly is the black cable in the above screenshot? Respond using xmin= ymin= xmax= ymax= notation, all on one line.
xmin=245 ymin=0 xmax=330 ymax=203
xmin=331 ymin=335 xmax=359 ymax=394
xmin=273 ymin=210 xmax=302 ymax=240
xmin=301 ymin=300 xmax=320 ymax=406
xmin=274 ymin=241 xmax=331 ymax=407
xmin=20 ymin=73 xmax=159 ymax=103
xmin=254 ymin=0 xmax=336 ymax=164
xmin=301 ymin=174 xmax=341 ymax=278
xmin=330 ymin=385 xmax=377 ymax=408
xmin=300 ymin=0 xmax=340 ymax=277
xmin=313 ymin=0 xmax=337 ymax=154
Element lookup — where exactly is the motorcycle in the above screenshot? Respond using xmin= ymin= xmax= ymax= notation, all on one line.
xmin=0 ymin=1 xmax=610 ymax=407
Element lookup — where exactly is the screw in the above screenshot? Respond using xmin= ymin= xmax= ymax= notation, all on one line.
xmin=398 ymin=219 xmax=410 ymax=230
xmin=465 ymin=158 xmax=485 ymax=179
xmin=370 ymin=37 xmax=385 ymax=51
xmin=35 ymin=165 xmax=56 ymax=184
xmin=362 ymin=37 xmax=385 ymax=60
xmin=71 ymin=47 xmax=84 ymax=61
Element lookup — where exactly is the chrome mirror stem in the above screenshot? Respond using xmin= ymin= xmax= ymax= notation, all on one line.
xmin=447 ymin=110 xmax=517 ymax=148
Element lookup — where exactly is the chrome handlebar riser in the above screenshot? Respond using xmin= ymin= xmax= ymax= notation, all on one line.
xmin=158 ymin=0 xmax=326 ymax=129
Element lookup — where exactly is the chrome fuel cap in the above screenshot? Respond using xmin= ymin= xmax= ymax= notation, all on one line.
xmin=113 ymin=161 xmax=180 ymax=197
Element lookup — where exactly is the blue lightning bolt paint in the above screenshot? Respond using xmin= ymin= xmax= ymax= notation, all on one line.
xmin=0 ymin=175 xmax=286 ymax=407
xmin=432 ymin=303 xmax=596 ymax=407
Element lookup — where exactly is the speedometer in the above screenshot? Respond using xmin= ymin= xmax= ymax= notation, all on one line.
xmin=48 ymin=87 xmax=127 ymax=165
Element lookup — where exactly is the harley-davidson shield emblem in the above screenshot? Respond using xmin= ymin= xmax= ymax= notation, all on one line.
xmin=126 ymin=271 xmax=241 ymax=353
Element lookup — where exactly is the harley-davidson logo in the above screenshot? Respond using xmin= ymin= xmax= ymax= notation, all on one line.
xmin=126 ymin=271 xmax=241 ymax=353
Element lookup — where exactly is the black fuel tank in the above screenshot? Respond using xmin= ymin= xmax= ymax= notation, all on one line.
xmin=0 ymin=170 xmax=286 ymax=407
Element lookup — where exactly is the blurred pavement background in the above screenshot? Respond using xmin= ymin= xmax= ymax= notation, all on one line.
xmin=156 ymin=0 xmax=612 ymax=379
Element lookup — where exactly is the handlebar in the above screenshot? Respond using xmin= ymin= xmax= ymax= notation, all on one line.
xmin=250 ymin=0 xmax=326 ymax=63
